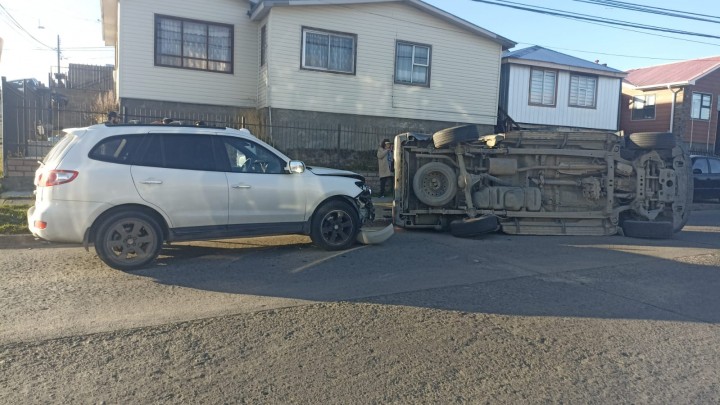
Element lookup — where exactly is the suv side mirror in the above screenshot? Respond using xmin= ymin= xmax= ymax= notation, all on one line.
xmin=289 ymin=160 xmax=305 ymax=174
xmin=693 ymin=168 xmax=702 ymax=174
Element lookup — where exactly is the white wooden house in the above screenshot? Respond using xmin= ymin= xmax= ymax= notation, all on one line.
xmin=500 ymin=46 xmax=626 ymax=131
xmin=101 ymin=0 xmax=515 ymax=139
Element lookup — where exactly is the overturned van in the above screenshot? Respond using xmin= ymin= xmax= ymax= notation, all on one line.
xmin=393 ymin=126 xmax=692 ymax=239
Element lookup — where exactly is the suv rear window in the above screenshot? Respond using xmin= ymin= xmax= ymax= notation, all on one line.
xmin=89 ymin=135 xmax=145 ymax=164
xmin=42 ymin=133 xmax=75 ymax=164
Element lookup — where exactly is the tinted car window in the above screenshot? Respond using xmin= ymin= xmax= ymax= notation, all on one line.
xmin=693 ymin=158 xmax=708 ymax=174
xmin=217 ymin=136 xmax=284 ymax=174
xmin=89 ymin=135 xmax=144 ymax=164
xmin=43 ymin=133 xmax=75 ymax=164
xmin=134 ymin=133 xmax=217 ymax=171
xmin=708 ymin=158 xmax=720 ymax=174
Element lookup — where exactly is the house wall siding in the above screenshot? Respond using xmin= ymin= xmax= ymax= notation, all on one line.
xmin=621 ymin=68 xmax=718 ymax=154
xmin=686 ymin=69 xmax=720 ymax=153
xmin=117 ymin=0 xmax=257 ymax=108
xmin=504 ymin=64 xmax=621 ymax=130
xmin=620 ymin=86 xmax=675 ymax=134
xmin=264 ymin=3 xmax=503 ymax=125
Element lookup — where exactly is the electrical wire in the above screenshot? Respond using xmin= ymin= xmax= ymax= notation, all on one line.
xmin=572 ymin=0 xmax=720 ymax=23
xmin=0 ymin=3 xmax=54 ymax=50
xmin=470 ymin=0 xmax=720 ymax=39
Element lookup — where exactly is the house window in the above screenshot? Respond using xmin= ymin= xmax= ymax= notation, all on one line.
xmin=691 ymin=92 xmax=712 ymax=120
xmin=301 ymin=27 xmax=356 ymax=74
xmin=631 ymin=94 xmax=656 ymax=120
xmin=529 ymin=68 xmax=557 ymax=106
xmin=260 ymin=25 xmax=267 ymax=67
xmin=155 ymin=15 xmax=233 ymax=73
xmin=395 ymin=41 xmax=431 ymax=86
xmin=569 ymin=74 xmax=597 ymax=108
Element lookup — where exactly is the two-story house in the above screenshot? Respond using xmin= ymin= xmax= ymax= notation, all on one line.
xmin=500 ymin=46 xmax=626 ymax=131
xmin=620 ymin=56 xmax=720 ymax=155
xmin=101 ymin=0 xmax=515 ymax=141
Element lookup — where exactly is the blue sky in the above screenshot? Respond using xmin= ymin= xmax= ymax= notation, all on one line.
xmin=0 ymin=0 xmax=718 ymax=83
xmin=425 ymin=0 xmax=719 ymax=70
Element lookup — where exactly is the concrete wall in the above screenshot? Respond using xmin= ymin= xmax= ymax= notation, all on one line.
xmin=2 ymin=157 xmax=38 ymax=191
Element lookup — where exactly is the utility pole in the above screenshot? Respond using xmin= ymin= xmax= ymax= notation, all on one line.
xmin=57 ymin=35 xmax=60 ymax=79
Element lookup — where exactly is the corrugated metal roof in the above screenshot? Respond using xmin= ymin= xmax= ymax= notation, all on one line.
xmin=624 ymin=56 xmax=720 ymax=88
xmin=503 ymin=45 xmax=624 ymax=74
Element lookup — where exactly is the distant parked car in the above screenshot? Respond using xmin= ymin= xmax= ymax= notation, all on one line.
xmin=691 ymin=155 xmax=720 ymax=202
xmin=28 ymin=124 xmax=377 ymax=270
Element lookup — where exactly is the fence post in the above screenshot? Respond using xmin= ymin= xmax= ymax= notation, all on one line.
xmin=336 ymin=124 xmax=342 ymax=166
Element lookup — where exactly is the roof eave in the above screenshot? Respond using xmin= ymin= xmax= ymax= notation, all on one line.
xmin=250 ymin=0 xmax=517 ymax=49
xmin=504 ymin=58 xmax=627 ymax=78
xmin=100 ymin=0 xmax=118 ymax=46
xmin=624 ymin=80 xmax=694 ymax=90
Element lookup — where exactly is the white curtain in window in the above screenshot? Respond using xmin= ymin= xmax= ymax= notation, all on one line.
xmin=570 ymin=75 xmax=596 ymax=107
xmin=395 ymin=43 xmax=413 ymax=83
xmin=157 ymin=18 xmax=182 ymax=66
xmin=305 ymin=32 xmax=329 ymax=69
xmin=412 ymin=46 xmax=428 ymax=84
xmin=208 ymin=25 xmax=231 ymax=71
xmin=328 ymin=36 xmax=353 ymax=72
xmin=183 ymin=22 xmax=207 ymax=69
xmin=530 ymin=69 xmax=556 ymax=105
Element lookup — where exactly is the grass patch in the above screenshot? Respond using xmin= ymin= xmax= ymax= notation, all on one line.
xmin=0 ymin=205 xmax=31 ymax=234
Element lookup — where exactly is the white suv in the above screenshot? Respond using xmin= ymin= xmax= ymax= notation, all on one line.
xmin=28 ymin=124 xmax=375 ymax=270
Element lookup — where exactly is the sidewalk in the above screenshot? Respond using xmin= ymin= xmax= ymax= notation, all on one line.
xmin=0 ymin=190 xmax=34 ymax=206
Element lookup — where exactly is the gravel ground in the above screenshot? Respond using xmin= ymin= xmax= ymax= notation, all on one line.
xmin=1 ymin=209 xmax=719 ymax=404
xmin=2 ymin=300 xmax=719 ymax=404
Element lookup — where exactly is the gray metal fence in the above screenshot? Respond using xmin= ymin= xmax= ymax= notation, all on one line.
xmin=2 ymin=104 xmax=402 ymax=171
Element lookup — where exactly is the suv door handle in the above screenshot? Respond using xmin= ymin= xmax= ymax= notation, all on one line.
xmin=140 ymin=180 xmax=163 ymax=184
xmin=232 ymin=184 xmax=251 ymax=189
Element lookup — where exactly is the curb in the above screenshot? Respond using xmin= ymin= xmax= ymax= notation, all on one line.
xmin=0 ymin=234 xmax=42 ymax=249
xmin=0 ymin=204 xmax=716 ymax=248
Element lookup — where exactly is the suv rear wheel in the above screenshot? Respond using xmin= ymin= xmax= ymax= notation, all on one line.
xmin=310 ymin=201 xmax=359 ymax=251
xmin=94 ymin=210 xmax=163 ymax=270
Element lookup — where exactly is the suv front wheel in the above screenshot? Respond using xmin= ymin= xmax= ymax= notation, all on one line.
xmin=94 ymin=210 xmax=163 ymax=270
xmin=310 ymin=200 xmax=359 ymax=251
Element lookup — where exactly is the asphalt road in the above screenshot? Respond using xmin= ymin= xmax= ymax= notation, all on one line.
xmin=1 ymin=210 xmax=719 ymax=403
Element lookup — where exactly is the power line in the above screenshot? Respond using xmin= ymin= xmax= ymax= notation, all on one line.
xmin=572 ymin=0 xmax=720 ymax=24
xmin=470 ymin=0 xmax=720 ymax=40
xmin=0 ymin=3 xmax=54 ymax=50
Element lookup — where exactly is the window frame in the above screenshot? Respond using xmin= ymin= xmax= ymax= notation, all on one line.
xmin=568 ymin=73 xmax=598 ymax=109
xmin=528 ymin=68 xmax=558 ymax=107
xmin=154 ymin=14 xmax=234 ymax=74
xmin=260 ymin=25 xmax=267 ymax=67
xmin=394 ymin=40 xmax=432 ymax=87
xmin=300 ymin=26 xmax=357 ymax=75
xmin=691 ymin=92 xmax=712 ymax=121
xmin=631 ymin=94 xmax=656 ymax=121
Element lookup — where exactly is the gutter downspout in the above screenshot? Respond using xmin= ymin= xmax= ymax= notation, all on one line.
xmin=668 ymin=85 xmax=682 ymax=133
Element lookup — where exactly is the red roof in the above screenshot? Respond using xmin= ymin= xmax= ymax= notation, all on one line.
xmin=625 ymin=56 xmax=720 ymax=87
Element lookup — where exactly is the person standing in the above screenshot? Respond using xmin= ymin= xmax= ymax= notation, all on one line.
xmin=376 ymin=139 xmax=394 ymax=198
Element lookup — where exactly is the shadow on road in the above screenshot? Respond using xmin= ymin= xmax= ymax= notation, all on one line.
xmin=126 ymin=211 xmax=720 ymax=324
